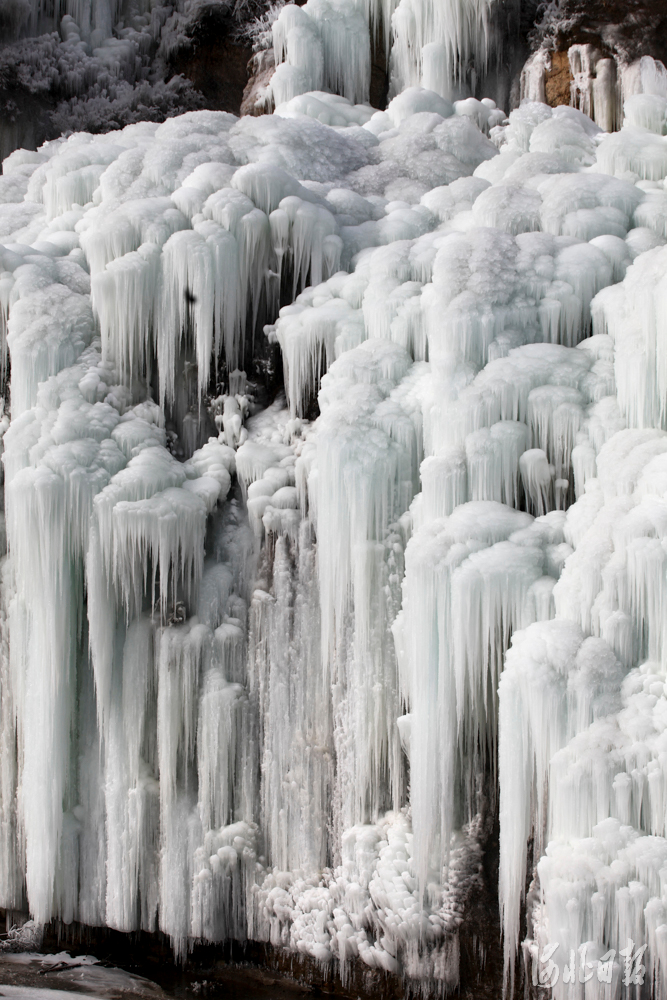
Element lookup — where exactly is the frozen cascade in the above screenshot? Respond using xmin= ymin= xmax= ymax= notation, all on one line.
xmin=268 ymin=0 xmax=501 ymax=109
xmin=521 ymin=50 xmax=667 ymax=138
xmin=5 ymin=18 xmax=667 ymax=996
xmin=498 ymin=223 xmax=667 ymax=990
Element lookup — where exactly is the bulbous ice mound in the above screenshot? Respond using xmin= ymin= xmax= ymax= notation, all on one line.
xmin=3 ymin=71 xmax=667 ymax=996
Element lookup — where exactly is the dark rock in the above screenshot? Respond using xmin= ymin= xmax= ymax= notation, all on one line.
xmin=531 ymin=0 xmax=667 ymax=66
xmin=165 ymin=3 xmax=254 ymax=114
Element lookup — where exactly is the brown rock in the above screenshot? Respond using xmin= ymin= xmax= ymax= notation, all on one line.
xmin=532 ymin=0 xmax=667 ymax=66
xmin=240 ymin=47 xmax=275 ymax=116
xmin=544 ymin=50 xmax=573 ymax=106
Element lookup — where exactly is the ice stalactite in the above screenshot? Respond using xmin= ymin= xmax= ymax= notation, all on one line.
xmin=498 ymin=621 xmax=626 ymax=982
xmin=396 ymin=504 xmax=546 ymax=893
xmin=271 ymin=0 xmax=371 ymax=108
xmin=390 ymin=0 xmax=494 ymax=99
xmin=5 ymin=350 xmax=126 ymax=924
xmin=16 ymin=0 xmax=127 ymax=37
xmin=315 ymin=340 xmax=421 ymax=832
xmin=6 ymin=44 xmax=667 ymax=996
xmin=497 ymin=188 xmax=667 ymax=995
xmin=268 ymin=0 xmax=503 ymax=112
xmin=521 ymin=48 xmax=667 ymax=138
xmin=247 ymin=479 xmax=331 ymax=875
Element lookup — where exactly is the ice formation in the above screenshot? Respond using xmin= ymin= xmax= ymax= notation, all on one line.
xmin=5 ymin=1 xmax=667 ymax=994
xmin=522 ymin=48 xmax=667 ymax=137
xmin=0 ymin=0 xmax=210 ymax=166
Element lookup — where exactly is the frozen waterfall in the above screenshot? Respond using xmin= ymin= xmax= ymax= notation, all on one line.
xmin=4 ymin=0 xmax=667 ymax=994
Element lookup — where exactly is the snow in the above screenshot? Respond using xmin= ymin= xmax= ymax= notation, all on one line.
xmin=0 ymin=948 xmax=166 ymax=999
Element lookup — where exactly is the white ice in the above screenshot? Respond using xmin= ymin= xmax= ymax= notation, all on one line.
xmin=1 ymin=19 xmax=667 ymax=996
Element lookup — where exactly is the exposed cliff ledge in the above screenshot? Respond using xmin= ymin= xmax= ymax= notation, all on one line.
xmin=0 ymin=0 xmax=266 ymax=161
xmin=2 ymin=0 xmax=667 ymax=165
xmin=518 ymin=0 xmax=667 ymax=126
xmin=530 ymin=0 xmax=667 ymax=66
xmin=162 ymin=0 xmax=258 ymax=113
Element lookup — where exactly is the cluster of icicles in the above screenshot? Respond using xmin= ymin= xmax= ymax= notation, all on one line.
xmin=5 ymin=22 xmax=667 ymax=996
xmin=264 ymin=0 xmax=496 ymax=111
xmin=521 ymin=48 xmax=667 ymax=137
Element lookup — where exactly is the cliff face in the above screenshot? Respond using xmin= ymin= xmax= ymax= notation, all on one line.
xmin=531 ymin=0 xmax=667 ymax=66
xmin=517 ymin=0 xmax=667 ymax=120
xmin=162 ymin=0 xmax=258 ymax=113
xmin=235 ymin=0 xmax=667 ymax=124
xmin=1 ymin=0 xmax=666 ymax=164
xmin=171 ymin=33 xmax=252 ymax=113
xmin=0 ymin=0 xmax=263 ymax=161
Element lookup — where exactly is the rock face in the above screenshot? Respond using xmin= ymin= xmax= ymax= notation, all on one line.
xmin=164 ymin=0 xmax=256 ymax=114
xmin=240 ymin=48 xmax=275 ymax=116
xmin=1 ymin=0 xmax=666 ymax=163
xmin=519 ymin=0 xmax=667 ymax=123
xmin=0 ymin=90 xmax=54 ymax=165
xmin=531 ymin=0 xmax=667 ymax=66
xmin=0 ymin=0 xmax=264 ymax=161
xmin=544 ymin=49 xmax=572 ymax=106
xmin=168 ymin=33 xmax=252 ymax=114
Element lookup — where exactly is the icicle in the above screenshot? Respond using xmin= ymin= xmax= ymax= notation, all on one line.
xmin=92 ymin=243 xmax=160 ymax=384
xmin=6 ymin=65 xmax=667 ymax=998
xmin=390 ymin=0 xmax=494 ymax=97
xmin=498 ymin=622 xmax=624 ymax=986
